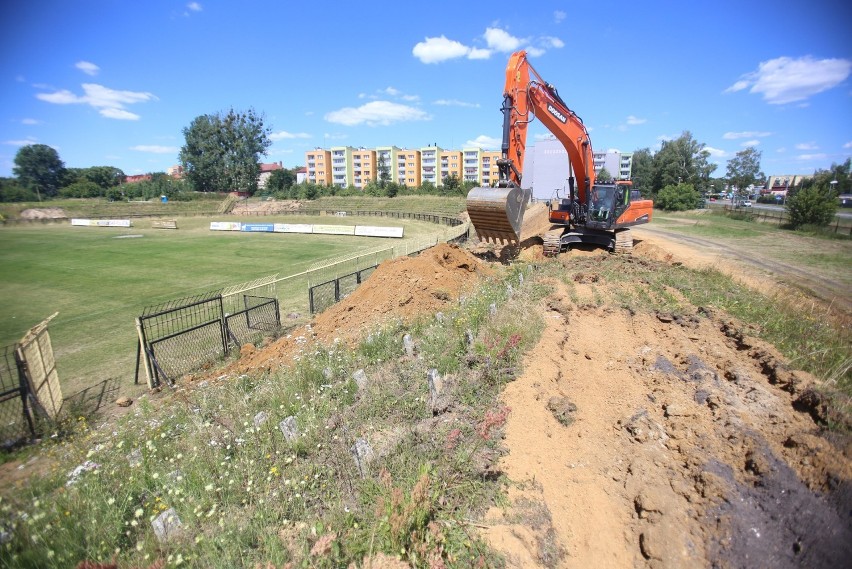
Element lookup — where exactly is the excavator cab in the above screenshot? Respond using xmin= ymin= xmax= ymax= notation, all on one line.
xmin=466 ymin=184 xmax=531 ymax=244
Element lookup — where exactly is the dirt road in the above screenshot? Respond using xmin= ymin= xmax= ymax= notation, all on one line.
xmin=483 ymin=232 xmax=852 ymax=568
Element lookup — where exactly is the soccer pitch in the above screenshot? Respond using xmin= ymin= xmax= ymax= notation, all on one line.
xmin=0 ymin=215 xmax=446 ymax=397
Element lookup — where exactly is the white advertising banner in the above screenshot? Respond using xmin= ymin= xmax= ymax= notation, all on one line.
xmin=312 ymin=224 xmax=356 ymax=235
xmin=210 ymin=221 xmax=242 ymax=231
xmin=72 ymin=218 xmax=131 ymax=227
xmin=354 ymin=225 xmax=404 ymax=238
xmin=273 ymin=223 xmax=314 ymax=234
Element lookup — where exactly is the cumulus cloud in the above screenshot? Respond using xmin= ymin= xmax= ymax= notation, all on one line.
xmin=270 ymin=130 xmax=311 ymax=141
xmin=433 ymin=99 xmax=480 ymax=108
xmin=844 ymin=141 xmax=852 ymax=149
xmin=324 ymin=101 xmax=431 ymax=126
xmin=464 ymin=135 xmax=501 ymax=150
xmin=131 ymin=145 xmax=178 ymax=154
xmin=75 ymin=61 xmax=100 ymax=76
xmin=741 ymin=140 xmax=760 ymax=147
xmin=3 ymin=137 xmax=38 ymax=146
xmin=413 ymin=28 xmax=563 ymax=64
xmin=725 ymin=56 xmax=852 ymax=104
xmin=20 ymin=118 xmax=41 ymax=125
xmin=797 ymin=153 xmax=828 ymax=161
xmin=412 ymin=36 xmax=473 ymax=64
xmin=704 ymin=146 xmax=727 ymax=157
xmin=626 ymin=115 xmax=646 ymax=125
xmin=484 ymin=27 xmax=522 ymax=52
xmin=554 ymin=10 xmax=566 ymax=24
xmin=187 ymin=2 xmax=202 ymax=11
xmin=35 ymin=83 xmax=156 ymax=120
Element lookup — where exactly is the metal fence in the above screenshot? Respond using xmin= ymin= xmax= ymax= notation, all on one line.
xmin=308 ymin=266 xmax=378 ymax=314
xmin=0 ymin=344 xmax=36 ymax=447
xmin=136 ymin=291 xmax=281 ymax=388
xmin=718 ymin=204 xmax=852 ymax=235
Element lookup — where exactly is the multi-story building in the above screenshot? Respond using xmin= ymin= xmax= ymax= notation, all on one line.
xmin=396 ymin=148 xmax=421 ymax=187
xmin=481 ymin=151 xmax=500 ymax=187
xmin=524 ymin=137 xmax=633 ymax=200
xmin=440 ymin=150 xmax=463 ymax=182
xmin=462 ymin=148 xmax=482 ymax=184
xmin=351 ymin=148 xmax=376 ymax=189
xmin=420 ymin=145 xmax=442 ymax=187
xmin=375 ymin=146 xmax=399 ymax=185
xmin=305 ymin=148 xmax=332 ymax=186
xmin=330 ymin=146 xmax=354 ymax=188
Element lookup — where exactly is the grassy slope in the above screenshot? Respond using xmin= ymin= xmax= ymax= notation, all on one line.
xmin=0 ymin=215 xmax=446 ymax=395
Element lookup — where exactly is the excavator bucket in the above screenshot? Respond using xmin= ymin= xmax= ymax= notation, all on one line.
xmin=466 ymin=185 xmax=531 ymax=244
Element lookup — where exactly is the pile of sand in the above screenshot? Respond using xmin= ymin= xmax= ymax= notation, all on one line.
xmin=219 ymin=243 xmax=489 ymax=376
xmin=20 ymin=208 xmax=67 ymax=219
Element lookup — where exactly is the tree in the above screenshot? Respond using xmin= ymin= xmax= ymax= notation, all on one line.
xmin=266 ymin=168 xmax=296 ymax=193
xmin=785 ymin=183 xmax=839 ymax=228
xmin=630 ymin=148 xmax=653 ymax=195
xmin=179 ymin=108 xmax=271 ymax=194
xmin=726 ymin=147 xmax=763 ymax=201
xmin=377 ymin=154 xmax=391 ymax=188
xmin=13 ymin=144 xmax=66 ymax=199
xmin=84 ymin=166 xmax=125 ymax=189
xmin=655 ymin=182 xmax=702 ymax=211
xmin=441 ymin=173 xmax=462 ymax=195
xmin=597 ymin=167 xmax=613 ymax=182
xmin=650 ymin=132 xmax=715 ymax=195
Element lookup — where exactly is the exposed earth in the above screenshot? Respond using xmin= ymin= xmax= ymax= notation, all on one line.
xmin=206 ymin=222 xmax=850 ymax=568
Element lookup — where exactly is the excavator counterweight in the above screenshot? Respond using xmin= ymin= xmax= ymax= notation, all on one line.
xmin=466 ymin=184 xmax=530 ymax=244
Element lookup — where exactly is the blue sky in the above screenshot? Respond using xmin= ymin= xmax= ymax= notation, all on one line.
xmin=1 ymin=1 xmax=850 ymax=180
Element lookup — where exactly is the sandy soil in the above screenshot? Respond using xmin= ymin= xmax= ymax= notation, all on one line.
xmin=230 ymin=199 xmax=303 ymax=215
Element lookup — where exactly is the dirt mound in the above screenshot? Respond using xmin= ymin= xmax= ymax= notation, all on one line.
xmin=20 ymin=207 xmax=67 ymax=219
xmin=483 ymin=272 xmax=852 ymax=568
xmin=230 ymin=199 xmax=303 ymax=215
xmin=218 ymin=243 xmax=488 ymax=376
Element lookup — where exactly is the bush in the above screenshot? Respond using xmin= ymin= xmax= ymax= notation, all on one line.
xmin=655 ymin=183 xmax=702 ymax=211
xmin=786 ymin=185 xmax=839 ymax=229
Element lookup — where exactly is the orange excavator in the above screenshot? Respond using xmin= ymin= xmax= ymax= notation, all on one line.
xmin=466 ymin=50 xmax=653 ymax=254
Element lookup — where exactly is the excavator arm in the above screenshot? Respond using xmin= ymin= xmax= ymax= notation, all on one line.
xmin=467 ymin=50 xmax=597 ymax=243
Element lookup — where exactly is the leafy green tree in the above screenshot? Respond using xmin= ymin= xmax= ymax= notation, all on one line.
xmin=597 ymin=167 xmax=613 ymax=182
xmin=655 ymin=183 xmax=702 ymax=211
xmin=726 ymin=147 xmax=764 ymax=201
xmin=650 ymin=132 xmax=715 ymax=195
xmin=266 ymin=168 xmax=296 ymax=193
xmin=13 ymin=144 xmax=66 ymax=199
xmin=179 ymin=108 xmax=271 ymax=194
xmin=84 ymin=166 xmax=125 ymax=189
xmin=785 ymin=184 xmax=839 ymax=228
xmin=377 ymin=154 xmax=391 ymax=188
xmin=630 ymin=148 xmax=653 ymax=195
xmin=441 ymin=173 xmax=462 ymax=195
xmin=59 ymin=180 xmax=102 ymax=198
xmin=0 ymin=177 xmax=37 ymax=202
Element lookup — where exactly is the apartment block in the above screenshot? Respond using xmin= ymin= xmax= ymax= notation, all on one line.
xmin=305 ymin=148 xmax=332 ymax=186
xmin=481 ymin=151 xmax=500 ymax=187
xmin=462 ymin=148 xmax=483 ymax=184
xmin=330 ymin=146 xmax=354 ymax=188
xmin=440 ymin=150 xmax=463 ymax=182
xmin=352 ymin=148 xmax=376 ymax=189
xmin=420 ymin=145 xmax=442 ymax=186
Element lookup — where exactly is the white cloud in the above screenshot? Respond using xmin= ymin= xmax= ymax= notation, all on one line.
xmin=270 ymin=131 xmax=311 ymax=141
xmin=75 ymin=61 xmax=100 ymax=76
xmin=723 ymin=131 xmax=772 ymax=140
xmin=741 ymin=140 xmax=760 ymax=147
xmin=101 ymin=108 xmax=140 ymax=120
xmin=3 ymin=137 xmax=38 ymax=146
xmin=187 ymin=2 xmax=202 ymax=11
xmin=484 ymin=27 xmax=522 ymax=52
xmin=468 ymin=48 xmax=491 ymax=60
xmin=383 ymin=87 xmax=400 ymax=96
xmin=704 ymin=146 xmax=727 ymax=157
xmin=554 ymin=10 xmax=566 ymax=24
xmin=20 ymin=118 xmax=41 ymax=125
xmin=465 ymin=135 xmax=501 ymax=150
xmin=844 ymin=141 xmax=852 ymax=149
xmin=36 ymin=83 xmax=156 ymax=120
xmin=795 ymin=141 xmax=818 ymax=150
xmin=526 ymin=46 xmax=546 ymax=58
xmin=626 ymin=115 xmax=646 ymax=125
xmin=433 ymin=99 xmax=480 ymax=108
xmin=324 ymin=101 xmax=431 ymax=126
xmin=542 ymin=36 xmax=565 ymax=49
xmin=725 ymin=56 xmax=852 ymax=104
xmin=797 ymin=153 xmax=828 ymax=161
xmin=412 ymin=36 xmax=473 ymax=64
xmin=131 ymin=145 xmax=178 ymax=154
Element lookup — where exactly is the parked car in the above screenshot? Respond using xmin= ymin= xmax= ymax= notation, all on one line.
xmin=742 ymin=200 xmax=752 ymax=207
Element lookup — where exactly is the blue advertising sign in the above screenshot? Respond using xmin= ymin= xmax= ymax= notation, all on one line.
xmin=240 ymin=223 xmax=274 ymax=232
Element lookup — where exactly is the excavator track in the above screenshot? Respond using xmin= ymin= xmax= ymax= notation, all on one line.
xmin=542 ymin=227 xmax=564 ymax=256
xmin=614 ymin=228 xmax=633 ymax=253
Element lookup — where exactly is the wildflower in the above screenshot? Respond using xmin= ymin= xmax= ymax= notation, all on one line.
xmin=134 ymin=508 xmax=144 ymax=518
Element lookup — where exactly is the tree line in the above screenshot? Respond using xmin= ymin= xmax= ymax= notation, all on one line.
xmin=3 ymin=110 xmax=846 ymax=228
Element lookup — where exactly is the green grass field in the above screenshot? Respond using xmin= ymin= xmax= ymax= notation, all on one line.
xmin=0 ymin=214 xmax=447 ymax=397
